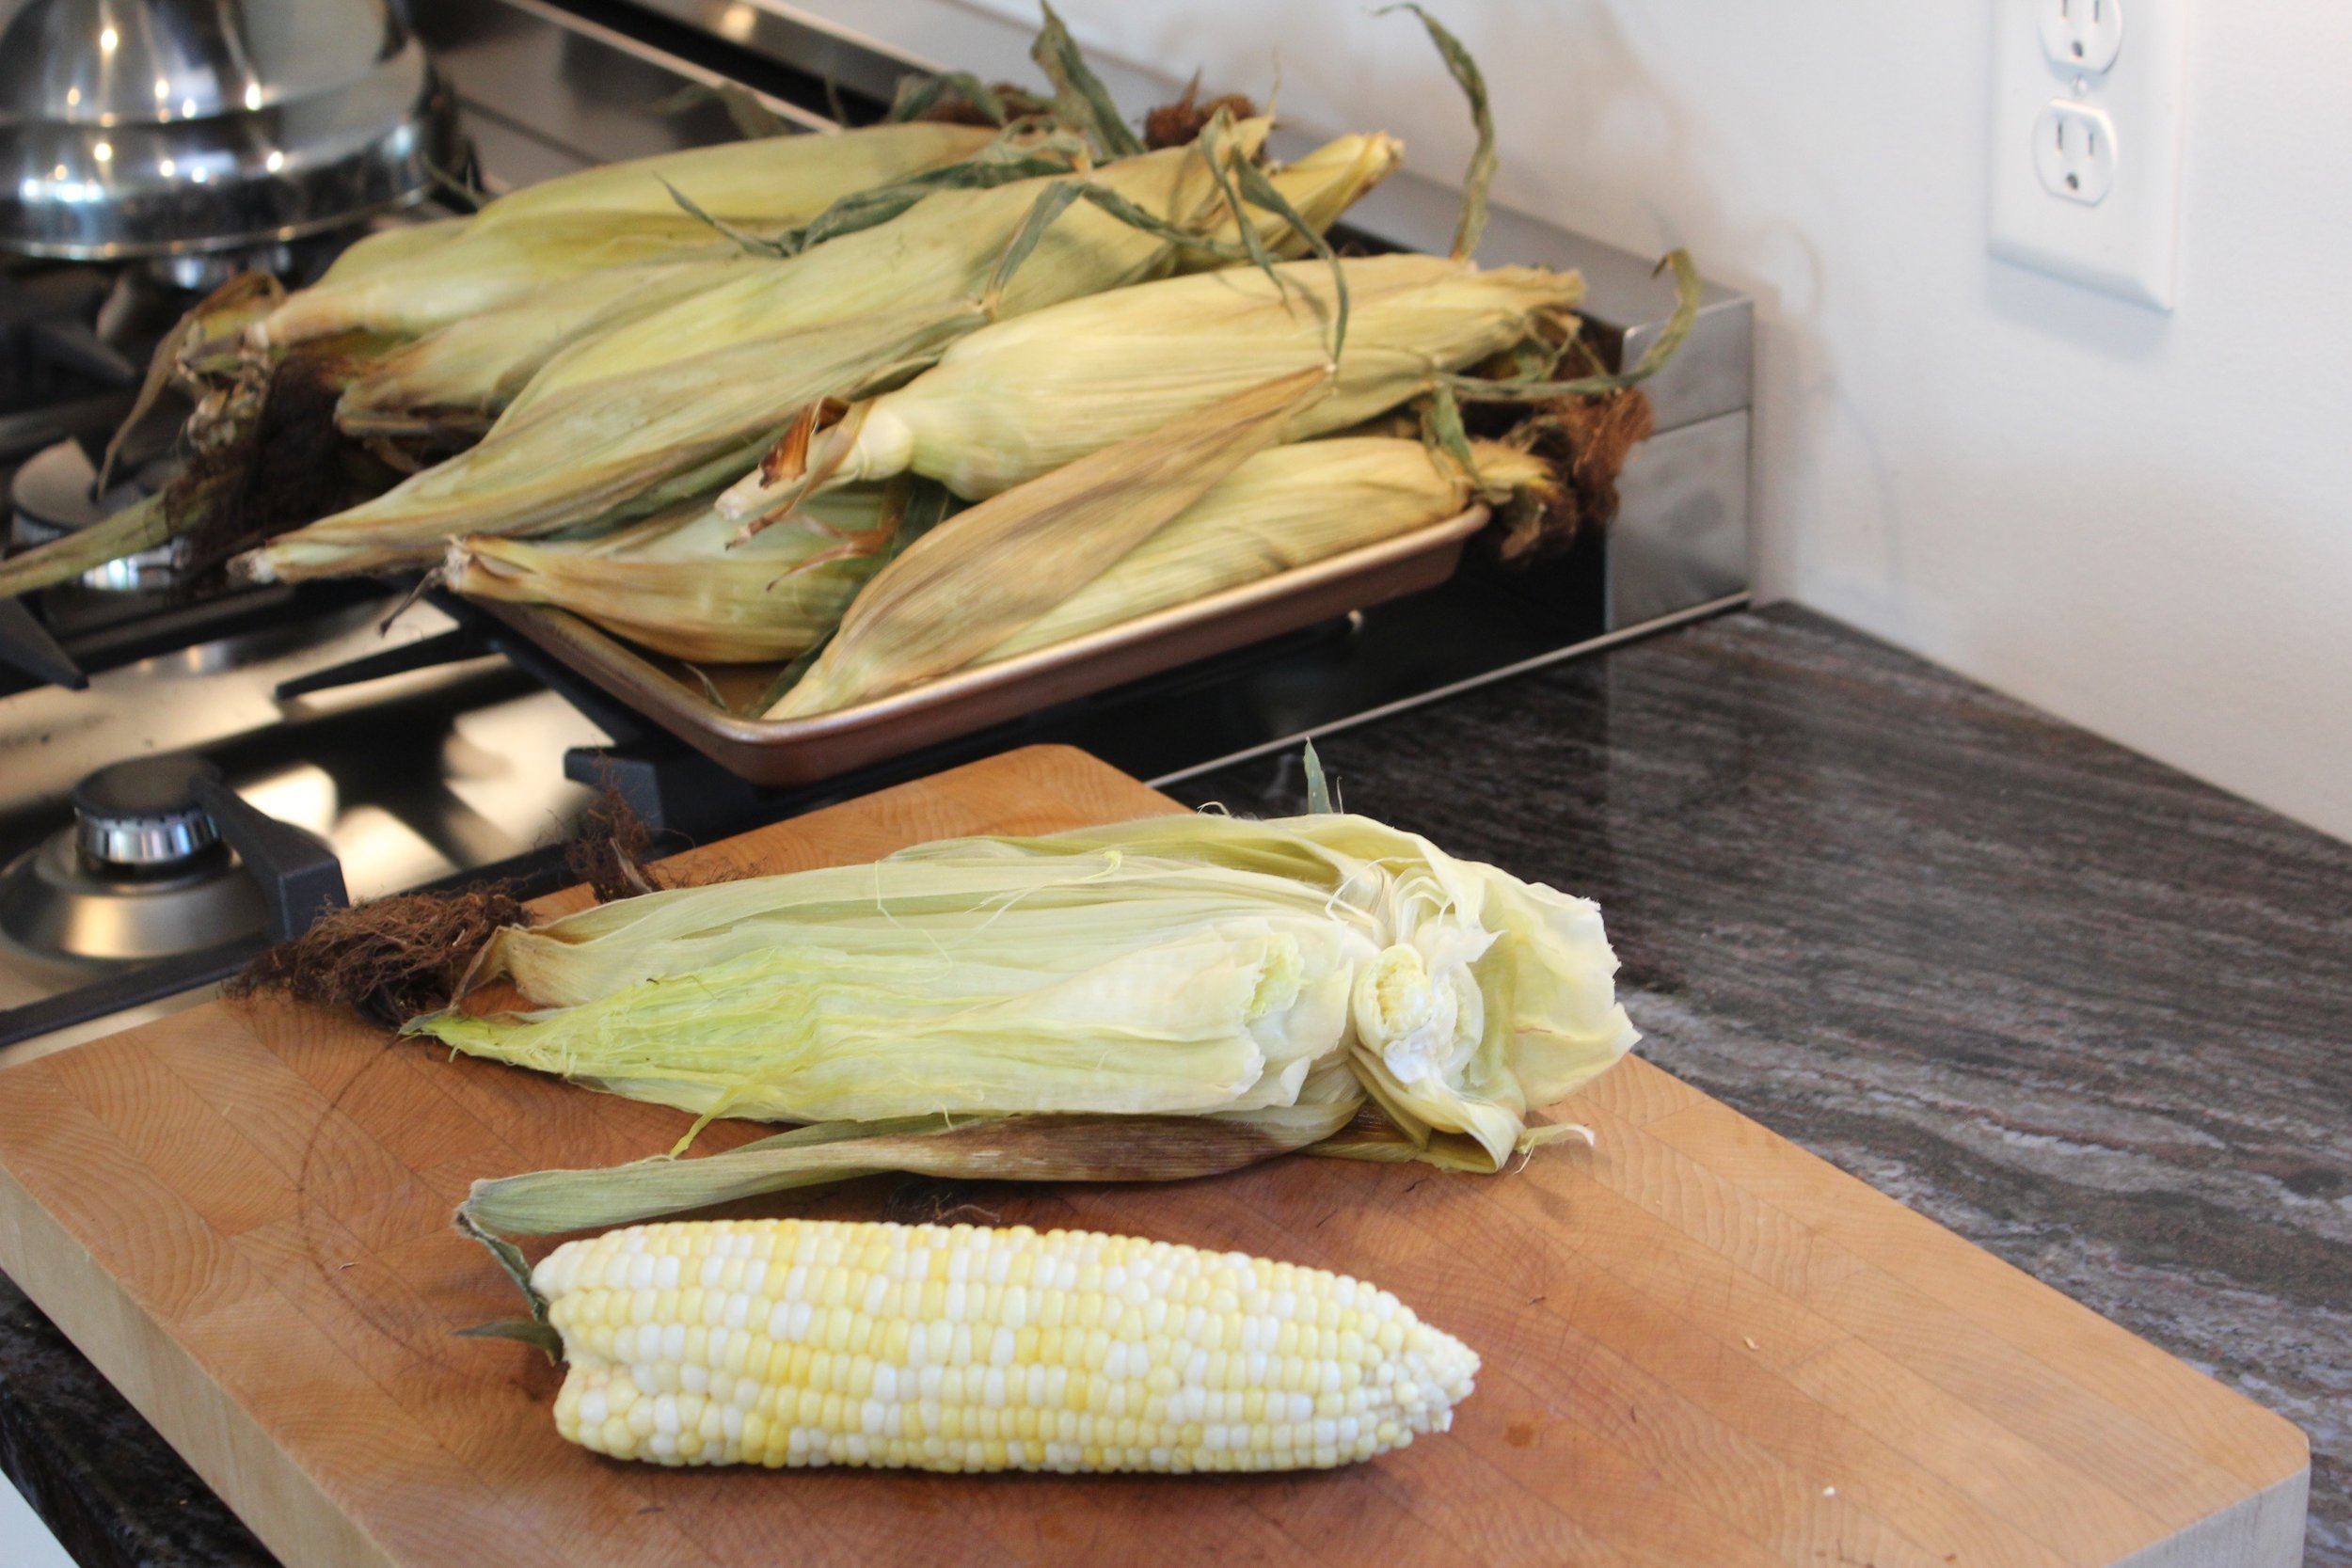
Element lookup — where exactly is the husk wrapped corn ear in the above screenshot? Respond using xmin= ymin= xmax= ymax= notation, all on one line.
xmin=720 ymin=252 xmax=1584 ymax=520
xmin=466 ymin=121 xmax=998 ymax=233
xmin=981 ymin=436 xmax=1555 ymax=665
xmin=247 ymin=306 xmax=979 ymax=581
xmin=255 ymin=122 xmax=998 ymax=348
xmin=501 ymin=120 xmax=1281 ymax=415
xmin=444 ymin=483 xmax=908 ymax=664
xmin=336 ymin=253 xmax=760 ymax=436
xmin=406 ymin=804 xmax=1637 ymax=1171
xmin=769 ymin=367 xmax=1330 ymax=717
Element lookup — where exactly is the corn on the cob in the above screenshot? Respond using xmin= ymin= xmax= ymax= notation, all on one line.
xmin=536 ymin=1217 xmax=1480 ymax=1472
xmin=256 ymin=122 xmax=997 ymax=348
xmin=981 ymin=437 xmax=1552 ymax=664
xmin=444 ymin=484 xmax=901 ymax=663
xmin=721 ymin=252 xmax=1581 ymax=518
xmin=408 ymin=806 xmax=1636 ymax=1169
xmin=252 ymin=129 xmax=1344 ymax=578
xmin=769 ymin=367 xmax=1327 ymax=717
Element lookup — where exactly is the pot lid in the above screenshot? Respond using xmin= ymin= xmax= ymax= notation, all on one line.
xmin=0 ymin=0 xmax=458 ymax=259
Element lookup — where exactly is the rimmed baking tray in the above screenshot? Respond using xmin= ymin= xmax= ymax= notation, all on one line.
xmin=474 ymin=506 xmax=1489 ymax=787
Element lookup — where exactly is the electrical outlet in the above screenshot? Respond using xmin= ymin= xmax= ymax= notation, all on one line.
xmin=2034 ymin=101 xmax=2117 ymax=204
xmin=2040 ymin=0 xmax=2124 ymax=74
xmin=1989 ymin=0 xmax=2188 ymax=309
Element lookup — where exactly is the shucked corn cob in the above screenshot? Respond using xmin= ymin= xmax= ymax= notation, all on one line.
xmin=537 ymin=1217 xmax=1480 ymax=1472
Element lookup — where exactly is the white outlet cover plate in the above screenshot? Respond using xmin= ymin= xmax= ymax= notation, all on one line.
xmin=1990 ymin=0 xmax=2189 ymax=309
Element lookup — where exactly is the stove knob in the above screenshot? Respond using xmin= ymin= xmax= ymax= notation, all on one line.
xmin=72 ymin=756 xmax=224 ymax=869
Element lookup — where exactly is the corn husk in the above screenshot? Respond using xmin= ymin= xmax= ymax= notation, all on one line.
xmin=982 ymin=437 xmax=1551 ymax=663
xmin=255 ymin=123 xmax=998 ymax=348
xmin=463 ymin=120 xmax=996 ymax=234
xmin=334 ymin=253 xmax=759 ymax=436
xmin=247 ymin=128 xmax=1322 ymax=579
xmin=501 ymin=121 xmax=1276 ymax=417
xmin=406 ymin=804 xmax=1637 ymax=1172
xmin=444 ymin=483 xmax=903 ymax=664
xmin=771 ymin=368 xmax=1327 ymax=717
xmin=307 ymin=216 xmax=469 ymax=282
xmin=257 ymin=216 xmax=741 ymax=349
xmin=460 ymin=1107 xmax=1361 ymax=1239
xmin=246 ymin=305 xmax=979 ymax=581
xmin=721 ymin=252 xmax=1582 ymax=517
xmin=1175 ymin=134 xmax=1404 ymax=273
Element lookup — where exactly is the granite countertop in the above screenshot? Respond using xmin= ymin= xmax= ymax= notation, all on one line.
xmin=2 ymin=605 xmax=2345 ymax=1566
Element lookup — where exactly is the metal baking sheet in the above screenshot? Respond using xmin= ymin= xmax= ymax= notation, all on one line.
xmin=474 ymin=508 xmax=1488 ymax=787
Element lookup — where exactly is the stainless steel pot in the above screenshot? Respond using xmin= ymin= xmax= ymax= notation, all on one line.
xmin=0 ymin=0 xmax=457 ymax=258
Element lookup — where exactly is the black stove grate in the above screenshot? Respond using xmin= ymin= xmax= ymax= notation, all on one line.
xmin=0 ymin=269 xmax=143 ymax=467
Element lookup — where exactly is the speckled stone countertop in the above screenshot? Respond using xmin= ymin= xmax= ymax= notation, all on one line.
xmin=1 ymin=606 xmax=2345 ymax=1566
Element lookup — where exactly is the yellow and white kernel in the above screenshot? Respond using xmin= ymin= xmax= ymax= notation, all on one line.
xmin=536 ymin=1217 xmax=1477 ymax=1474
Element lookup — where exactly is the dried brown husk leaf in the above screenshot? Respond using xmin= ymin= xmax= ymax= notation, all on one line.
xmin=459 ymin=1103 xmax=1358 ymax=1238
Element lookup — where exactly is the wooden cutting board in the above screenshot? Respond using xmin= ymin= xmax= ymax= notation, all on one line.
xmin=0 ymin=745 xmax=2307 ymax=1568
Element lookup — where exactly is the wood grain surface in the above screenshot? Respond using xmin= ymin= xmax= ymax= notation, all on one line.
xmin=0 ymin=745 xmax=2309 ymax=1568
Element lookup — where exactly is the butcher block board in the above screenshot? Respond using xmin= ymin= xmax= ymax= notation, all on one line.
xmin=0 ymin=745 xmax=2308 ymax=1568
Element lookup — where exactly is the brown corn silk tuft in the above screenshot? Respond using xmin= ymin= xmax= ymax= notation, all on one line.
xmin=1145 ymin=86 xmax=1262 ymax=150
xmin=230 ymin=783 xmax=739 ymax=1022
xmin=180 ymin=342 xmax=393 ymax=576
xmin=1498 ymin=386 xmax=1655 ymax=561
xmin=228 ymin=888 xmax=529 ymax=1027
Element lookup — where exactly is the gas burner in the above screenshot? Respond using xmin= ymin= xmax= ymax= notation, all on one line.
xmin=9 ymin=438 xmax=183 ymax=592
xmin=0 ymin=756 xmax=267 ymax=966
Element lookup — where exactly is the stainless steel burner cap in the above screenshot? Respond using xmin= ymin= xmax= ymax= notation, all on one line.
xmin=72 ymin=754 xmax=222 ymax=868
xmin=0 ymin=0 xmax=460 ymax=259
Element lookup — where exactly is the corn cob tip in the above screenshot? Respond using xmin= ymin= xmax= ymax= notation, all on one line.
xmin=534 ymin=1217 xmax=1479 ymax=1474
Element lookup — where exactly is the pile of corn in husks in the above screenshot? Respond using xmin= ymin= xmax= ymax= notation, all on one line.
xmin=0 ymin=8 xmax=1695 ymax=724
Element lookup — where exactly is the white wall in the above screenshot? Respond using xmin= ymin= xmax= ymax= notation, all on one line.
xmin=0 ymin=1479 xmax=76 ymax=1568
xmin=809 ymin=0 xmax=2352 ymax=840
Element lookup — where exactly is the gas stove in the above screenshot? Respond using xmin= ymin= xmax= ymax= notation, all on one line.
xmin=0 ymin=0 xmax=1753 ymax=1062
xmin=0 ymin=210 xmax=621 ymax=1057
